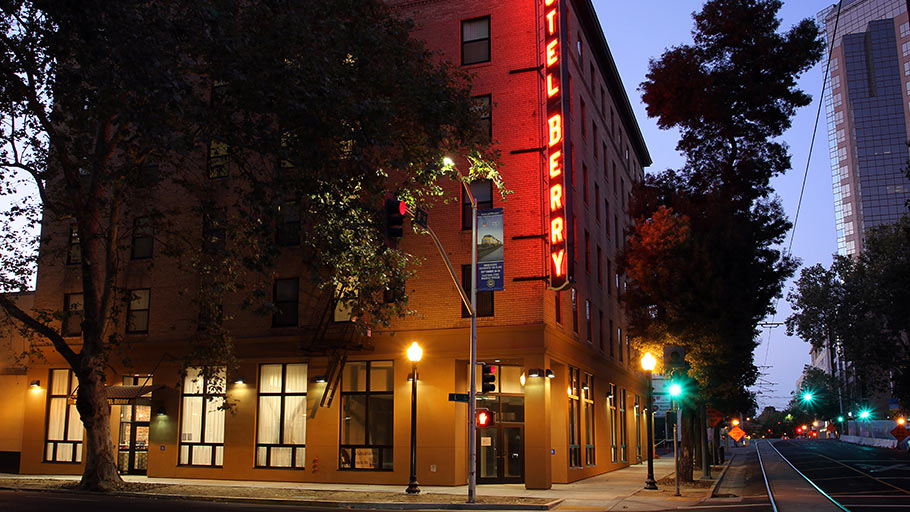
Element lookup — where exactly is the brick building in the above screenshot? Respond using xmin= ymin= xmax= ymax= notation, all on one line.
xmin=14 ymin=0 xmax=650 ymax=489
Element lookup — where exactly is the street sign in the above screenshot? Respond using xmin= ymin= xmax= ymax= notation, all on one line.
xmin=826 ymin=423 xmax=836 ymax=433
xmin=448 ymin=393 xmax=470 ymax=403
xmin=891 ymin=425 xmax=909 ymax=443
xmin=706 ymin=407 xmax=724 ymax=428
xmin=728 ymin=426 xmax=746 ymax=442
xmin=414 ymin=207 xmax=429 ymax=229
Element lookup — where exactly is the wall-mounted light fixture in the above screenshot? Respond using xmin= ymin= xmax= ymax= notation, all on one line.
xmin=29 ymin=380 xmax=41 ymax=388
xmin=528 ymin=368 xmax=543 ymax=378
xmin=313 ymin=375 xmax=328 ymax=383
xmin=545 ymin=369 xmax=555 ymax=379
xmin=233 ymin=377 xmax=245 ymax=385
xmin=155 ymin=406 xmax=167 ymax=416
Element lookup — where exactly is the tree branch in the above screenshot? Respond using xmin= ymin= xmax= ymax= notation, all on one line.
xmin=0 ymin=294 xmax=80 ymax=368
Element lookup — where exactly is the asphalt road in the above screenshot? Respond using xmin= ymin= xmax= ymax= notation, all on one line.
xmin=0 ymin=489 xmax=340 ymax=512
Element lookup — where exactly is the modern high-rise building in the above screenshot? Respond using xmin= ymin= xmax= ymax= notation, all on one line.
xmin=820 ymin=0 xmax=910 ymax=258
xmin=5 ymin=0 xmax=651 ymax=489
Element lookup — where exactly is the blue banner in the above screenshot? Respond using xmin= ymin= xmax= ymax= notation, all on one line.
xmin=477 ymin=208 xmax=504 ymax=291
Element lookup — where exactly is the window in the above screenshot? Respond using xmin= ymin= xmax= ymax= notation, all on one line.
xmin=568 ymin=367 xmax=581 ymax=467
xmin=473 ymin=95 xmax=492 ymax=140
xmin=126 ymin=289 xmax=150 ymax=334
xmin=571 ymin=289 xmax=578 ymax=333
xmin=257 ymin=363 xmax=307 ymax=468
xmin=340 ymin=361 xmax=394 ymax=470
xmin=63 ymin=293 xmax=83 ymax=337
xmin=580 ymin=99 xmax=587 ymax=139
xmin=555 ymin=291 xmax=561 ymax=324
xmin=179 ymin=367 xmax=225 ymax=466
xmin=584 ymin=373 xmax=595 ymax=466
xmin=277 ymin=201 xmax=301 ymax=246
xmin=593 ymin=125 xmax=599 ymax=159
xmin=598 ymin=310 xmax=604 ymax=351
xmin=903 ymin=41 xmax=910 ymax=57
xmin=576 ymin=33 xmax=582 ymax=58
xmin=619 ymin=388 xmax=627 ymax=462
xmin=589 ymin=63 xmax=595 ymax=87
xmin=461 ymin=265 xmax=493 ymax=317
xmin=901 ymin=21 xmax=909 ymax=38
xmin=273 ymin=278 xmax=299 ymax=327
xmin=584 ymin=230 xmax=590 ymax=272
xmin=609 ymin=319 xmax=614 ymax=357
xmin=597 ymin=246 xmax=602 ymax=284
xmin=609 ymin=384 xmax=617 ymax=463
xmin=607 ymin=259 xmax=613 ymax=295
xmin=582 ymin=164 xmax=588 ymax=204
xmin=202 ymin=208 xmax=226 ymax=254
xmin=594 ymin=184 xmax=601 ymax=221
xmin=604 ymin=199 xmax=610 ymax=236
xmin=207 ymin=140 xmax=229 ymax=178
xmin=618 ymin=327 xmax=623 ymax=362
xmin=67 ymin=225 xmax=81 ymax=265
xmin=462 ymin=180 xmax=493 ymax=230
xmin=585 ymin=300 xmax=591 ymax=342
xmin=461 ymin=17 xmax=490 ymax=65
xmin=131 ymin=217 xmax=154 ymax=259
xmin=45 ymin=369 xmax=83 ymax=462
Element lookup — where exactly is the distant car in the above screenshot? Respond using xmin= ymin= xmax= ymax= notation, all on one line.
xmin=782 ymin=434 xmax=789 ymax=439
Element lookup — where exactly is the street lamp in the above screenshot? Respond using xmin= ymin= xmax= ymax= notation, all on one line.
xmin=640 ymin=352 xmax=658 ymax=490
xmin=406 ymin=341 xmax=423 ymax=494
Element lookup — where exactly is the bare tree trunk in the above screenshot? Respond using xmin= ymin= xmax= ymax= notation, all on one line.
xmin=712 ymin=424 xmax=721 ymax=464
xmin=75 ymin=353 xmax=123 ymax=491
xmin=678 ymin=405 xmax=695 ymax=483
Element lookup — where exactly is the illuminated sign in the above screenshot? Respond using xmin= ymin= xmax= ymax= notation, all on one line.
xmin=544 ymin=0 xmax=572 ymax=290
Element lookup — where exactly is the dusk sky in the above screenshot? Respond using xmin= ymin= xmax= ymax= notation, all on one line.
xmin=598 ymin=0 xmax=841 ymax=411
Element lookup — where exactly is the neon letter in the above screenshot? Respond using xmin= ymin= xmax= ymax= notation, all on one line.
xmin=550 ymin=216 xmax=564 ymax=243
xmin=546 ymin=9 xmax=557 ymax=35
xmin=551 ymin=249 xmax=566 ymax=276
xmin=550 ymin=184 xmax=563 ymax=212
xmin=548 ymin=114 xmax=562 ymax=146
xmin=549 ymin=150 xmax=562 ymax=177
xmin=544 ymin=0 xmax=556 ymax=6
xmin=547 ymin=74 xmax=559 ymax=97
xmin=546 ymin=40 xmax=559 ymax=67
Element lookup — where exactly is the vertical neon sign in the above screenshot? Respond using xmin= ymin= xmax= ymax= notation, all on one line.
xmin=544 ymin=0 xmax=572 ymax=290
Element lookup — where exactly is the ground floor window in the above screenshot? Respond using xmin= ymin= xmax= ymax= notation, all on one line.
xmin=257 ymin=363 xmax=307 ymax=468
xmin=339 ymin=360 xmax=393 ymax=470
xmin=583 ymin=373 xmax=595 ymax=466
xmin=635 ymin=394 xmax=642 ymax=462
xmin=567 ymin=367 xmax=581 ymax=467
xmin=619 ymin=388 xmax=628 ymax=462
xmin=179 ymin=367 xmax=225 ymax=466
xmin=45 ymin=369 xmax=83 ymax=463
xmin=609 ymin=383 xmax=617 ymax=463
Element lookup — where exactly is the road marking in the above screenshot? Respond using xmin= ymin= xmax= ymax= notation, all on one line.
xmin=855 ymin=463 xmax=910 ymax=472
xmin=755 ymin=440 xmax=779 ymax=512
xmin=686 ymin=505 xmax=771 ymax=509
xmin=807 ymin=451 xmax=910 ymax=495
xmin=766 ymin=441 xmax=850 ymax=511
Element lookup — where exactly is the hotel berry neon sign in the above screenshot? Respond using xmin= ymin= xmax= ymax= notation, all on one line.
xmin=544 ymin=0 xmax=573 ymax=290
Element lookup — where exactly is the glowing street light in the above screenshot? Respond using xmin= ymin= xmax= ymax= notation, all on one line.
xmin=898 ymin=417 xmax=906 ymax=426
xmin=640 ymin=353 xmax=657 ymax=491
xmin=732 ymin=419 xmax=740 ymax=426
xmin=406 ymin=342 xmax=422 ymax=494
xmin=669 ymin=383 xmax=683 ymax=397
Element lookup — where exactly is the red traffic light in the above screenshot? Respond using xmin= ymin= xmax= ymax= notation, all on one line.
xmin=476 ymin=408 xmax=495 ymax=427
xmin=397 ymin=200 xmax=407 ymax=216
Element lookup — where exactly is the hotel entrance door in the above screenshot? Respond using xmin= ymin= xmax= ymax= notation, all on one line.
xmin=117 ymin=376 xmax=152 ymax=475
xmin=476 ymin=395 xmax=524 ymax=484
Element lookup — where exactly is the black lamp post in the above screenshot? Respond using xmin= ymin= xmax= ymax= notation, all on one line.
xmin=406 ymin=342 xmax=423 ymax=494
xmin=641 ymin=352 xmax=658 ymax=490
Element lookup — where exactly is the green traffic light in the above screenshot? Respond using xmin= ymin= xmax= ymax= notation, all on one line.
xmin=859 ymin=410 xmax=871 ymax=420
xmin=802 ymin=392 xmax=813 ymax=402
xmin=837 ymin=416 xmax=844 ymax=422
xmin=669 ymin=383 xmax=682 ymax=397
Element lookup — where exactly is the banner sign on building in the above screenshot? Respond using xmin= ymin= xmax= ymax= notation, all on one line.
xmin=543 ymin=0 xmax=573 ymax=290
xmin=477 ymin=208 xmax=504 ymax=291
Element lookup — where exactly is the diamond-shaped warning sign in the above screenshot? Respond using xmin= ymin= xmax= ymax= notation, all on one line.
xmin=728 ymin=425 xmax=746 ymax=442
xmin=826 ymin=423 xmax=836 ymax=433
xmin=891 ymin=425 xmax=908 ymax=443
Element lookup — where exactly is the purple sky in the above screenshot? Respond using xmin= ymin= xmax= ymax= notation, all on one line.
xmin=596 ymin=0 xmax=839 ymax=410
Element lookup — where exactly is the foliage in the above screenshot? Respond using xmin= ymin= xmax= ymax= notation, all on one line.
xmin=623 ymin=0 xmax=822 ymax=480
xmin=788 ymin=366 xmax=842 ymax=422
xmin=0 ymin=0 xmax=495 ymax=489
xmin=787 ymin=215 xmax=910 ymax=407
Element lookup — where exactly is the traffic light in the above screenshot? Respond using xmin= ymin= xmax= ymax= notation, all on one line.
xmin=668 ymin=382 xmax=683 ymax=398
xmin=385 ymin=198 xmax=406 ymax=241
xmin=481 ymin=364 xmax=496 ymax=394
xmin=476 ymin=408 xmax=495 ymax=427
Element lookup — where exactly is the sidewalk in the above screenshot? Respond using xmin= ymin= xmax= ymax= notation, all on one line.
xmin=0 ymin=456 xmax=716 ymax=511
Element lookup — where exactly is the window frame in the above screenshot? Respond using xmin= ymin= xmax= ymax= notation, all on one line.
xmin=473 ymin=94 xmax=492 ymax=140
xmin=462 ymin=180 xmax=493 ymax=230
xmin=67 ymin=225 xmax=81 ymax=265
xmin=339 ymin=360 xmax=394 ymax=471
xmin=272 ymin=278 xmax=299 ymax=327
xmin=126 ymin=288 xmax=151 ymax=334
xmin=568 ymin=367 xmax=582 ymax=468
xmin=63 ymin=293 xmax=84 ymax=337
xmin=461 ymin=16 xmax=491 ymax=66
xmin=44 ymin=368 xmax=83 ymax=463
xmin=277 ymin=201 xmax=301 ymax=247
xmin=583 ymin=373 xmax=595 ymax=466
xmin=461 ymin=265 xmax=494 ymax=318
xmin=178 ymin=367 xmax=226 ymax=467
xmin=131 ymin=216 xmax=154 ymax=260
xmin=256 ymin=363 xmax=308 ymax=469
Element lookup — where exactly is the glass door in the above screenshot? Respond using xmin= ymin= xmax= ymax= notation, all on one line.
xmin=476 ymin=395 xmax=524 ymax=484
xmin=118 ymin=376 xmax=152 ymax=475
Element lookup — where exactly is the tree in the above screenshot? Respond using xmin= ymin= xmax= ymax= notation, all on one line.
xmin=789 ymin=366 xmax=842 ymax=422
xmin=787 ymin=215 xmax=910 ymax=408
xmin=0 ymin=0 xmax=495 ymax=490
xmin=623 ymin=0 xmax=822 ymax=481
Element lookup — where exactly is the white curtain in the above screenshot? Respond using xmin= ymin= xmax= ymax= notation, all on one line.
xmin=181 ymin=396 xmax=202 ymax=442
xmin=284 ymin=395 xmax=306 ymax=444
xmin=205 ymin=396 xmax=225 ymax=444
xmin=285 ymin=364 xmax=307 ymax=393
xmin=259 ymin=364 xmax=282 ymax=393
xmin=257 ymin=396 xmax=280 ymax=444
xmin=47 ymin=398 xmax=66 ymax=440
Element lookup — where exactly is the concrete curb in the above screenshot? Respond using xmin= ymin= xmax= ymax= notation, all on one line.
xmin=709 ymin=454 xmax=735 ymax=498
xmin=0 ymin=485 xmax=563 ymax=510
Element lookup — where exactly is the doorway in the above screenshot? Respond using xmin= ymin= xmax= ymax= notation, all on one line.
xmin=117 ymin=376 xmax=151 ymax=475
xmin=476 ymin=395 xmax=524 ymax=483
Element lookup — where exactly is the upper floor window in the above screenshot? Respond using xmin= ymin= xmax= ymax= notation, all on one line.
xmin=131 ymin=216 xmax=154 ymax=259
xmin=126 ymin=289 xmax=150 ymax=334
xmin=462 ymin=265 xmax=493 ymax=317
xmin=461 ymin=17 xmax=490 ymax=65
xmin=67 ymin=225 xmax=81 ymax=265
xmin=207 ymin=140 xmax=229 ymax=179
xmin=462 ymin=180 xmax=493 ymax=230
xmin=63 ymin=293 xmax=83 ymax=337
xmin=277 ymin=201 xmax=301 ymax=246
xmin=273 ymin=278 xmax=299 ymax=327
xmin=473 ymin=95 xmax=492 ymax=140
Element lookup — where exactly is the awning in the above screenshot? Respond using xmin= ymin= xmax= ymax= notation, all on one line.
xmin=68 ymin=384 xmax=164 ymax=405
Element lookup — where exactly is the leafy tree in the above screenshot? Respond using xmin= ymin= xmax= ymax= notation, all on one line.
xmin=789 ymin=366 xmax=842 ymax=422
xmin=624 ymin=0 xmax=821 ymax=481
xmin=787 ymin=215 xmax=910 ymax=407
xmin=0 ymin=0 xmax=495 ymax=490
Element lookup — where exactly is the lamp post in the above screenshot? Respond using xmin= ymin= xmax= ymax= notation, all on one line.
xmin=640 ymin=353 xmax=658 ymax=490
xmin=406 ymin=341 xmax=423 ymax=494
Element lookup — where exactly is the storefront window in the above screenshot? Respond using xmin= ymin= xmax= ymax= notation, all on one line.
xmin=45 ymin=369 xmax=83 ymax=463
xmin=179 ymin=367 xmax=225 ymax=466
xmin=256 ymin=363 xmax=307 ymax=468
xmin=339 ymin=361 xmax=393 ymax=470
